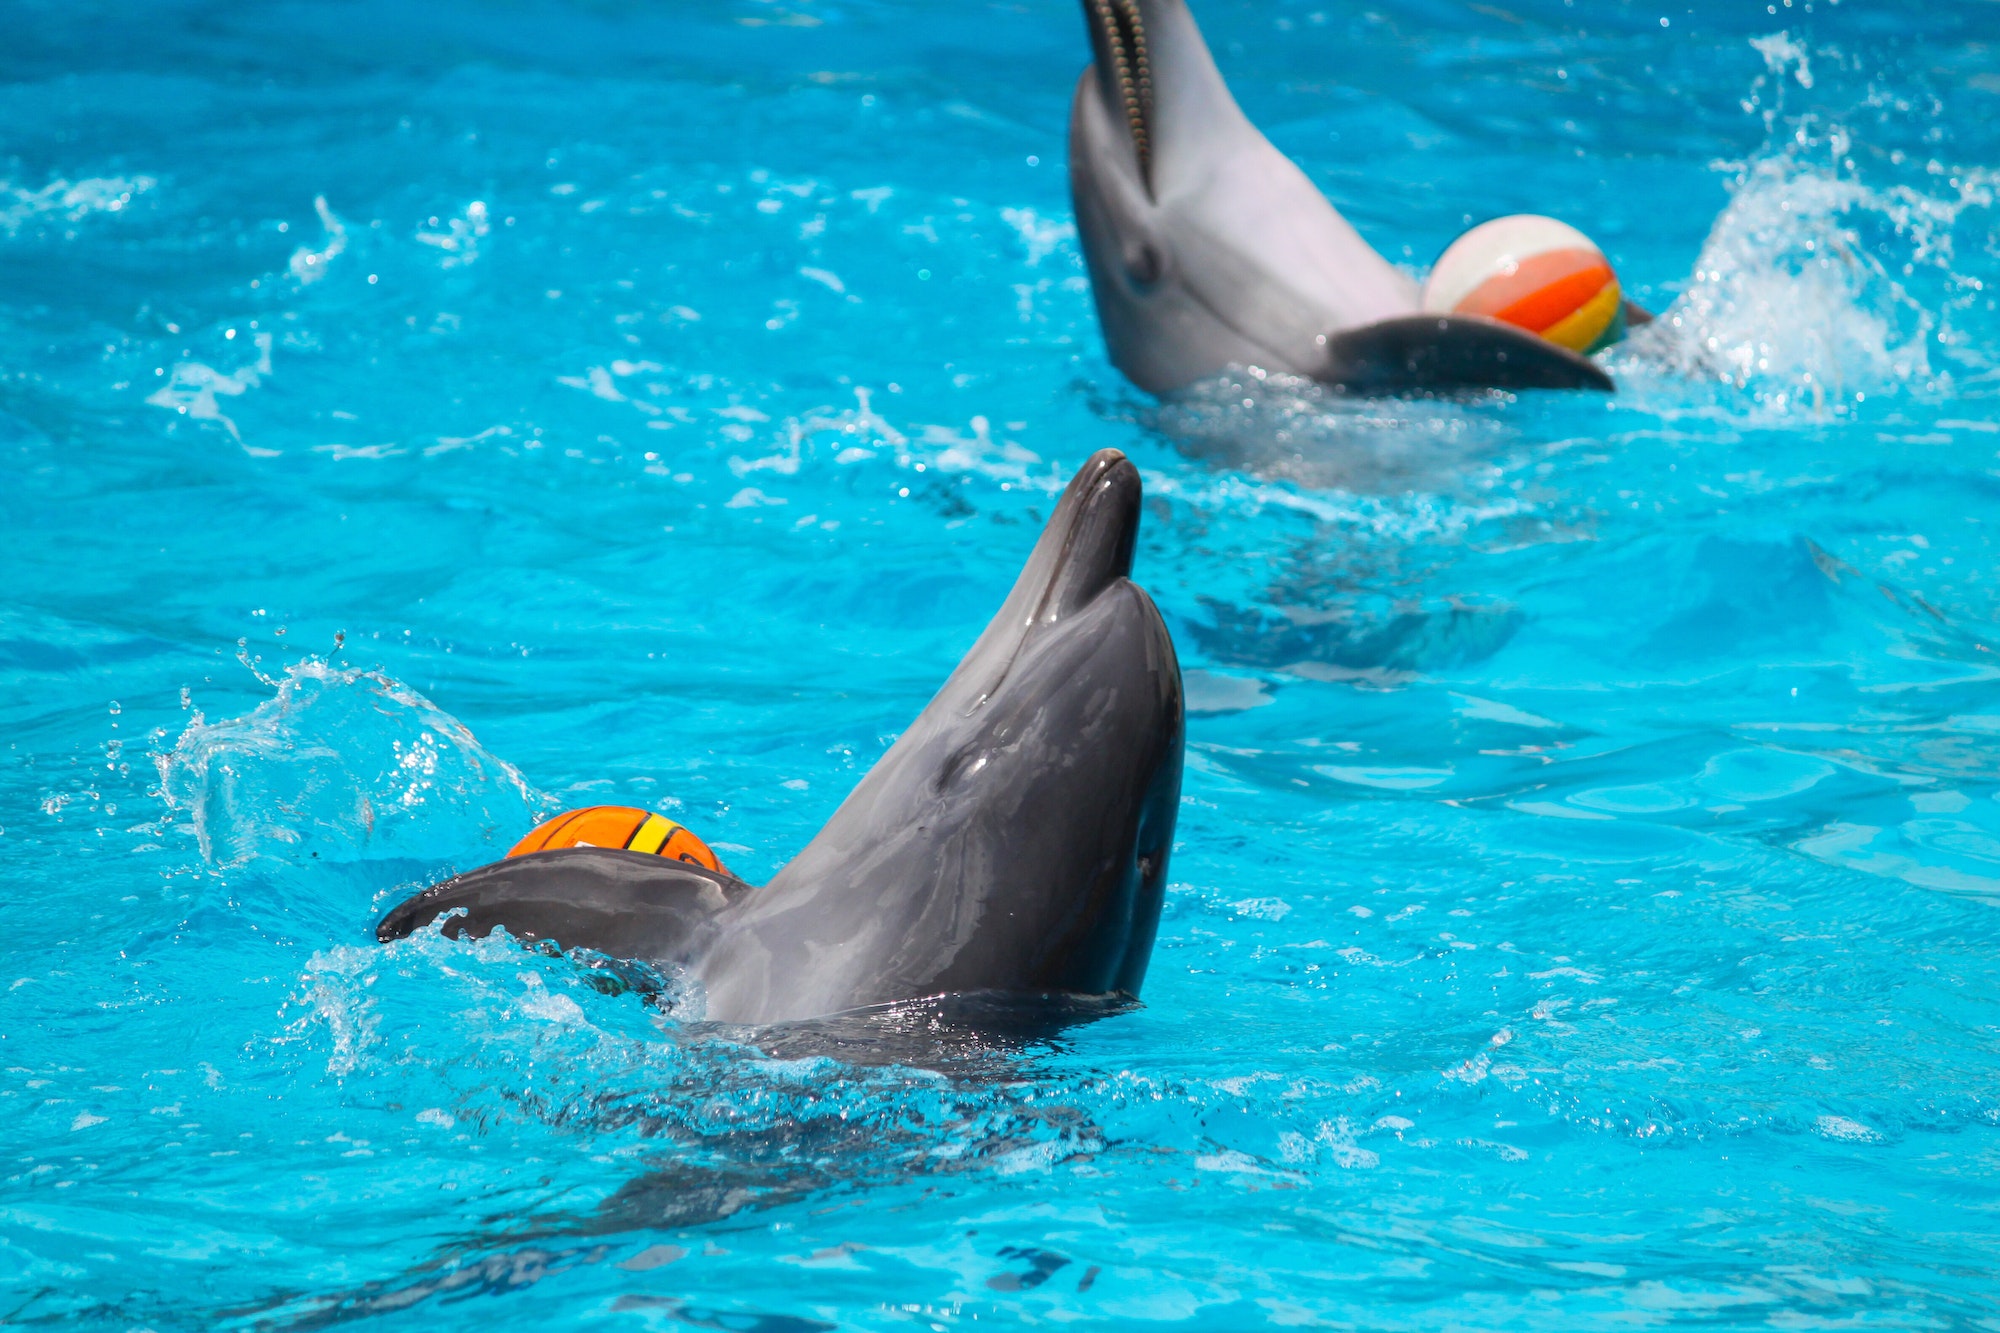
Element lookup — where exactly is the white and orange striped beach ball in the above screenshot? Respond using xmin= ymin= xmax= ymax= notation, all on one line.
xmin=1421 ymin=215 xmax=1627 ymax=354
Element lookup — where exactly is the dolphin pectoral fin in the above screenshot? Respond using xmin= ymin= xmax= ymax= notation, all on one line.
xmin=1316 ymin=313 xmax=1615 ymax=394
xmin=375 ymin=847 xmax=749 ymax=964
xmin=1623 ymin=298 xmax=1655 ymax=327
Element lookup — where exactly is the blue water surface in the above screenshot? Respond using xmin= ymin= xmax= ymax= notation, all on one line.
xmin=6 ymin=0 xmax=2000 ymax=1327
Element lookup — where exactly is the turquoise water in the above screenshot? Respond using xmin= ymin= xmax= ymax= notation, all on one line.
xmin=6 ymin=0 xmax=2000 ymax=1326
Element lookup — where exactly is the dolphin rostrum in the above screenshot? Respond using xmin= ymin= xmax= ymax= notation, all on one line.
xmin=377 ymin=449 xmax=1185 ymax=1027
xmin=1069 ymin=0 xmax=1613 ymax=395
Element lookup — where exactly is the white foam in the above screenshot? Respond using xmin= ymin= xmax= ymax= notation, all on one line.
xmin=999 ymin=206 xmax=1075 ymax=267
xmin=1749 ymin=31 xmax=1814 ymax=91
xmin=289 ymin=195 xmax=347 ymax=284
xmin=414 ymin=200 xmax=489 ymax=267
xmin=1813 ymin=1114 xmax=1879 ymax=1143
xmin=798 ymin=265 xmax=845 ymax=293
xmin=146 ymin=332 xmax=274 ymax=443
xmin=0 ymin=175 xmax=154 ymax=235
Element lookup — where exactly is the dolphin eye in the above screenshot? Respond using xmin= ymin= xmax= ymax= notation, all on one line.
xmin=934 ymin=743 xmax=991 ymax=793
xmin=1124 ymin=243 xmax=1163 ymax=290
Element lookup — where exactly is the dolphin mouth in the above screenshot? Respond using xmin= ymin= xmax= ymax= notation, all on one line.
xmin=1081 ymin=0 xmax=1155 ymax=194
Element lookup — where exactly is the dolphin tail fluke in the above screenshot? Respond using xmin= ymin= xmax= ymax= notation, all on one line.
xmin=375 ymin=847 xmax=748 ymax=964
xmin=1317 ymin=313 xmax=1615 ymax=394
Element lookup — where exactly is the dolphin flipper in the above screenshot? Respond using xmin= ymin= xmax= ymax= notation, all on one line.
xmin=376 ymin=847 xmax=748 ymax=961
xmin=1318 ymin=313 xmax=1615 ymax=394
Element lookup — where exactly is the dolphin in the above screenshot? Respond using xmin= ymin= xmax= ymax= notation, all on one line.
xmin=377 ymin=449 xmax=1185 ymax=1027
xmin=1069 ymin=0 xmax=1615 ymax=395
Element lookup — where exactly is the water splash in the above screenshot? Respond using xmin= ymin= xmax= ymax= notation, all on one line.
xmin=157 ymin=659 xmax=544 ymax=867
xmin=1628 ymin=33 xmax=1996 ymax=413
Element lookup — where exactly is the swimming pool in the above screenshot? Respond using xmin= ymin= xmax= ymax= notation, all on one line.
xmin=4 ymin=0 xmax=1999 ymax=1326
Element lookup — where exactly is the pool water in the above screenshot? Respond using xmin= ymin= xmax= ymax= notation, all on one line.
xmin=5 ymin=0 xmax=2000 ymax=1327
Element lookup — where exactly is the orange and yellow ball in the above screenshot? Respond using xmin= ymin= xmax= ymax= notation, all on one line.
xmin=508 ymin=805 xmax=724 ymax=873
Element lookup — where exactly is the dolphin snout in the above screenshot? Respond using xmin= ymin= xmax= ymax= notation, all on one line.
xmin=1033 ymin=447 xmax=1141 ymax=626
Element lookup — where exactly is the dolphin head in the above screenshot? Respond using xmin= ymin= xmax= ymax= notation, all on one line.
xmin=695 ymin=449 xmax=1185 ymax=1025
xmin=1069 ymin=0 xmax=1420 ymax=394
xmin=1070 ymin=2 xmax=1613 ymax=396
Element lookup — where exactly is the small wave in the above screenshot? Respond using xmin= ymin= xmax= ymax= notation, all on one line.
xmin=1191 ymin=595 xmax=1522 ymax=679
xmin=156 ymin=658 xmax=543 ymax=867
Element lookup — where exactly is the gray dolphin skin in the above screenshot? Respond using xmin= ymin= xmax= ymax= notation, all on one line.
xmin=1069 ymin=0 xmax=1613 ymax=395
xmin=377 ymin=449 xmax=1185 ymax=1027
